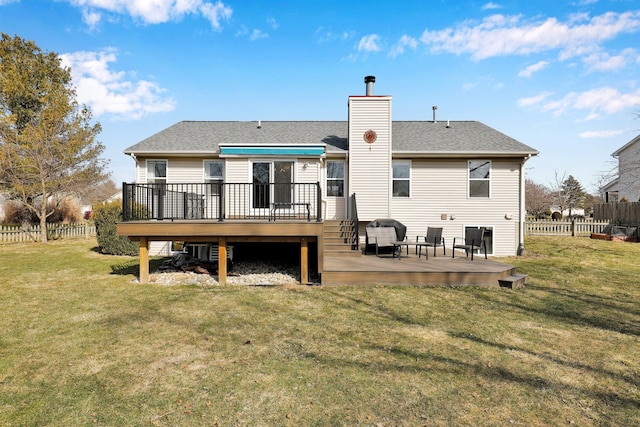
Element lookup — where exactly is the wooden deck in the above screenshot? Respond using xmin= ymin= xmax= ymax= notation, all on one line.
xmin=117 ymin=220 xmax=525 ymax=287
xmin=322 ymin=249 xmax=519 ymax=287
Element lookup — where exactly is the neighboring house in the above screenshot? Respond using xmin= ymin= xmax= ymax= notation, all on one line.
xmin=118 ymin=76 xmax=538 ymax=284
xmin=602 ymin=134 xmax=640 ymax=202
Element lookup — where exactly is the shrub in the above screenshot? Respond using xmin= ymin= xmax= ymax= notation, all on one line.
xmin=3 ymin=200 xmax=31 ymax=224
xmin=47 ymin=198 xmax=82 ymax=223
xmin=93 ymin=201 xmax=138 ymax=256
xmin=3 ymin=198 xmax=83 ymax=225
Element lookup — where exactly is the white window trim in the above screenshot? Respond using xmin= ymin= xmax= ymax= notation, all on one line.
xmin=203 ymin=160 xmax=224 ymax=182
xmin=326 ymin=160 xmax=345 ymax=198
xmin=146 ymin=159 xmax=168 ymax=184
xmin=468 ymin=159 xmax=491 ymax=198
xmin=392 ymin=159 xmax=411 ymax=198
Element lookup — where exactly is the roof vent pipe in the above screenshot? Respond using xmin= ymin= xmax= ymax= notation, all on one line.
xmin=432 ymin=106 xmax=437 ymax=123
xmin=364 ymin=75 xmax=375 ymax=96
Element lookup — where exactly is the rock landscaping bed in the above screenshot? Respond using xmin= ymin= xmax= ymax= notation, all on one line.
xmin=139 ymin=252 xmax=302 ymax=286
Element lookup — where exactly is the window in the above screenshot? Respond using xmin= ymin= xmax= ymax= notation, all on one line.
xmin=204 ymin=161 xmax=224 ymax=183
xmin=393 ymin=160 xmax=410 ymax=197
xmin=147 ymin=160 xmax=167 ymax=184
xmin=469 ymin=160 xmax=490 ymax=197
xmin=326 ymin=160 xmax=344 ymax=197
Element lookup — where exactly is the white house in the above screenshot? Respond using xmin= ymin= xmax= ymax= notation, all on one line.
xmin=602 ymin=134 xmax=640 ymax=202
xmin=118 ymin=76 xmax=538 ymax=285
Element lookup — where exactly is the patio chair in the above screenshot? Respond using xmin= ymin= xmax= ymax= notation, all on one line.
xmin=419 ymin=227 xmax=445 ymax=257
xmin=365 ymin=226 xmax=401 ymax=258
xmin=452 ymin=227 xmax=487 ymax=260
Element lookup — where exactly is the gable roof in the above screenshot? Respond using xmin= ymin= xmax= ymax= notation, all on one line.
xmin=612 ymin=133 xmax=640 ymax=157
xmin=124 ymin=120 xmax=538 ymax=157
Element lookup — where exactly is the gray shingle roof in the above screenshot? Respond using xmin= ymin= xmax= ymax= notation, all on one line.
xmin=124 ymin=120 xmax=538 ymax=157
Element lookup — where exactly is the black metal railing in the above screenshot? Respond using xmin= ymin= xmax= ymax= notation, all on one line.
xmin=348 ymin=193 xmax=359 ymax=250
xmin=122 ymin=182 xmax=322 ymax=222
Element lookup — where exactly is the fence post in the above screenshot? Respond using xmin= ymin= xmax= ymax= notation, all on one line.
xmin=571 ymin=218 xmax=575 ymax=237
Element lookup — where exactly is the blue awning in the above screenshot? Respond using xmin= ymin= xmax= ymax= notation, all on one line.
xmin=220 ymin=145 xmax=325 ymax=157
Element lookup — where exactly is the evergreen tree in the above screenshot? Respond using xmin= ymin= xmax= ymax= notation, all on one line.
xmin=561 ymin=175 xmax=586 ymax=218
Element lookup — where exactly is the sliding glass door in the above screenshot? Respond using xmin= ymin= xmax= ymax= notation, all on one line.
xmin=252 ymin=161 xmax=293 ymax=212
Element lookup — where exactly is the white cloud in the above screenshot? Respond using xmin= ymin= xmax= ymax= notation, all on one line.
xmin=60 ymin=49 xmax=175 ymax=120
xmin=357 ymin=34 xmax=381 ymax=52
xmin=267 ymin=17 xmax=278 ymax=30
xmin=582 ymin=48 xmax=638 ymax=72
xmin=249 ymin=29 xmax=268 ymax=40
xmin=579 ymin=129 xmax=625 ymax=138
xmin=82 ymin=9 xmax=102 ymax=30
xmin=482 ymin=2 xmax=501 ymax=10
xmin=420 ymin=11 xmax=640 ymax=61
xmin=66 ymin=0 xmax=232 ymax=29
xmin=518 ymin=60 xmax=550 ymax=77
xmin=315 ymin=27 xmax=354 ymax=43
xmin=389 ymin=35 xmax=418 ymax=58
xmin=537 ymin=87 xmax=640 ymax=120
xmin=517 ymin=91 xmax=554 ymax=107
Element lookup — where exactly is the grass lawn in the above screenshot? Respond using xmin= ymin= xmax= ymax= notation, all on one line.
xmin=0 ymin=236 xmax=638 ymax=426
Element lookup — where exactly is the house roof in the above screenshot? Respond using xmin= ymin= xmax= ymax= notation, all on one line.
xmin=124 ymin=120 xmax=538 ymax=158
xmin=611 ymin=133 xmax=640 ymax=157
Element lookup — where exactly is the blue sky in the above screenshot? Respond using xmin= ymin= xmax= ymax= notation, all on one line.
xmin=1 ymin=0 xmax=639 ymax=193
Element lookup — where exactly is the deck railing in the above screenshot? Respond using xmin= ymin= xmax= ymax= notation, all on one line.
xmin=122 ymin=182 xmax=322 ymax=222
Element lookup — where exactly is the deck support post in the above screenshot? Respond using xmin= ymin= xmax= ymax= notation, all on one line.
xmin=300 ymin=237 xmax=308 ymax=285
xmin=139 ymin=237 xmax=149 ymax=284
xmin=218 ymin=237 xmax=227 ymax=285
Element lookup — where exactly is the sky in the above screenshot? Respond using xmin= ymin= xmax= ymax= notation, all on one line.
xmin=1 ymin=0 xmax=640 ymax=193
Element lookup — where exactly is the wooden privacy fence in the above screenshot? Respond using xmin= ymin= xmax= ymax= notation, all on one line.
xmin=594 ymin=202 xmax=640 ymax=225
xmin=0 ymin=222 xmax=96 ymax=243
xmin=525 ymin=218 xmax=609 ymax=237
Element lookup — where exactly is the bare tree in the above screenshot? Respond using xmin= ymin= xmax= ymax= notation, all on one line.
xmin=525 ymin=179 xmax=552 ymax=217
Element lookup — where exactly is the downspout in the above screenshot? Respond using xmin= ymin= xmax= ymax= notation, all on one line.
xmin=518 ymin=155 xmax=531 ymax=256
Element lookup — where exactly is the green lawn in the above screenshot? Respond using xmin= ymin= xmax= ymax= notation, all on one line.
xmin=0 ymin=236 xmax=638 ymax=426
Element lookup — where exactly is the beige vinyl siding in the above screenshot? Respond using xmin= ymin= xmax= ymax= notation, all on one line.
xmin=136 ymin=157 xmax=210 ymax=183
xmin=225 ymin=158 xmax=247 ymax=182
xmin=390 ymin=158 xmax=522 ymax=256
xmin=167 ymin=157 xmax=209 ymax=182
xmin=149 ymin=241 xmax=172 ymax=257
xmin=296 ymin=159 xmax=319 ymax=184
xmin=348 ymin=96 xmax=392 ymax=220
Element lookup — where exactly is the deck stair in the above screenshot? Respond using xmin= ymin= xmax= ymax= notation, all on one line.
xmin=498 ymin=274 xmax=528 ymax=289
xmin=323 ymin=220 xmax=361 ymax=258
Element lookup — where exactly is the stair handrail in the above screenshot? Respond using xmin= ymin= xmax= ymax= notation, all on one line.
xmin=348 ymin=193 xmax=359 ymax=251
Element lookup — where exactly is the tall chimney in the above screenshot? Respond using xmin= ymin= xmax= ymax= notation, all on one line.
xmin=364 ymin=75 xmax=375 ymax=96
xmin=432 ymin=105 xmax=437 ymax=123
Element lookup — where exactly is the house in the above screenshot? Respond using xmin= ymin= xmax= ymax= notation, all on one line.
xmin=117 ymin=76 xmax=538 ymax=285
xmin=602 ymin=134 xmax=640 ymax=202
